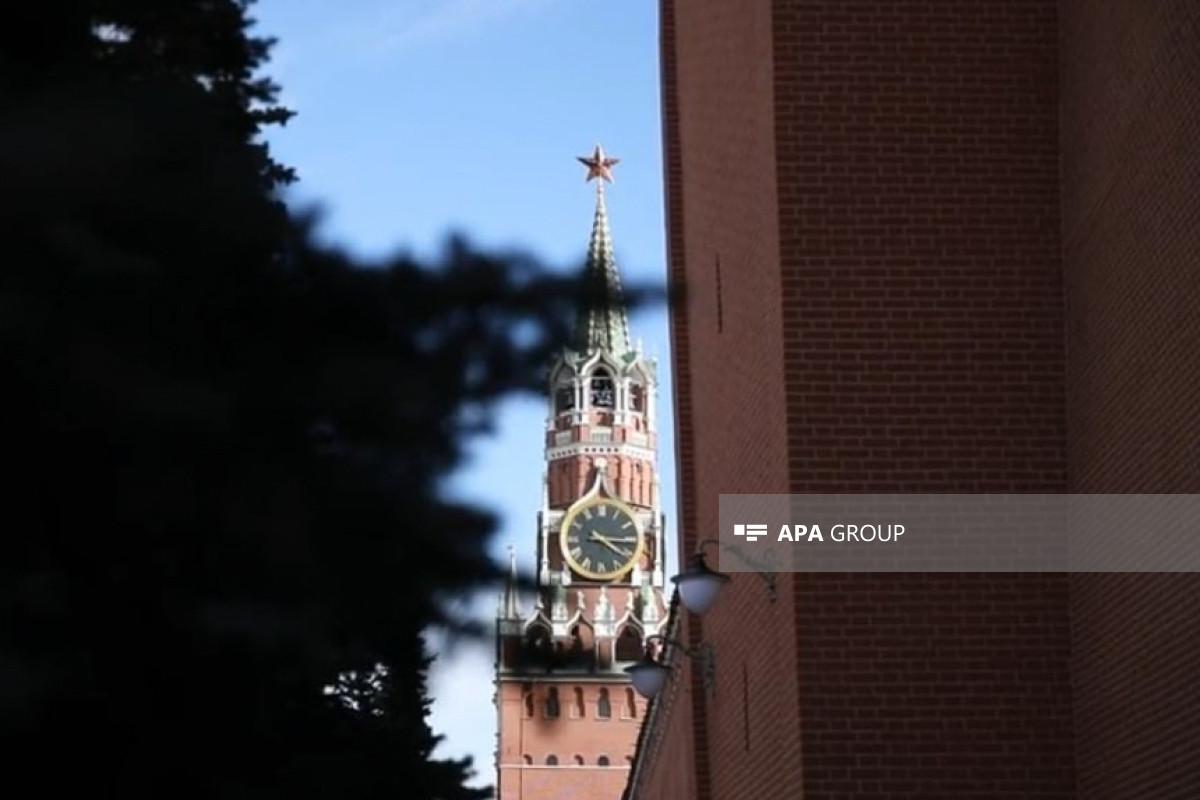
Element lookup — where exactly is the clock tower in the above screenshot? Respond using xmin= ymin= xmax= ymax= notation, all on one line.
xmin=493 ymin=146 xmax=668 ymax=800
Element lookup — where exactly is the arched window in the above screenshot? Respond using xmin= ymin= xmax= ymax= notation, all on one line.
xmin=614 ymin=627 xmax=642 ymax=662
xmin=573 ymin=755 xmax=584 ymax=766
xmin=545 ymin=687 xmax=560 ymax=719
xmin=597 ymin=755 xmax=610 ymax=766
xmin=555 ymin=383 xmax=575 ymax=414
xmin=522 ymin=755 xmax=532 ymax=765
xmin=624 ymin=688 xmax=637 ymax=719
xmin=570 ymin=624 xmax=590 ymax=652
xmin=572 ymin=687 xmax=585 ymax=718
xmin=597 ymin=688 xmax=611 ymax=719
xmin=546 ymin=755 xmax=558 ymax=766
xmin=629 ymin=382 xmax=645 ymax=412
xmin=590 ymin=369 xmax=614 ymax=408
xmin=523 ymin=692 xmax=534 ymax=718
xmin=625 ymin=756 xmax=633 ymax=765
xmin=528 ymin=626 xmax=551 ymax=652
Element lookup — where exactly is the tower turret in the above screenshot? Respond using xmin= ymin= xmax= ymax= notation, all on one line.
xmin=573 ymin=145 xmax=632 ymax=357
xmin=493 ymin=147 xmax=667 ymax=800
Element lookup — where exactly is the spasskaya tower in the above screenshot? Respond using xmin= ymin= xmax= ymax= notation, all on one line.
xmin=493 ymin=146 xmax=667 ymax=800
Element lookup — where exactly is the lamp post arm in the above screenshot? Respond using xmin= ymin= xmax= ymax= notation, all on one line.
xmin=642 ymin=635 xmax=717 ymax=695
xmin=644 ymin=634 xmax=704 ymax=659
xmin=694 ymin=538 xmax=778 ymax=603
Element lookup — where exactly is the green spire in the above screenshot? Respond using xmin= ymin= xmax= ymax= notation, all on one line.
xmin=573 ymin=145 xmax=631 ymax=356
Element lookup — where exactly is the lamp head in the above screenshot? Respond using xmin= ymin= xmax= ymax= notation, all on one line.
xmin=670 ymin=551 xmax=731 ymax=615
xmin=624 ymin=656 xmax=671 ymax=699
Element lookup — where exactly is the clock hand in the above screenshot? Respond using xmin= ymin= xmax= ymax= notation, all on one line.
xmin=589 ymin=532 xmax=633 ymax=557
xmin=589 ymin=532 xmax=638 ymax=544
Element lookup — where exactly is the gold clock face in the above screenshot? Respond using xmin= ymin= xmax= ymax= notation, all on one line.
xmin=560 ymin=498 xmax=643 ymax=581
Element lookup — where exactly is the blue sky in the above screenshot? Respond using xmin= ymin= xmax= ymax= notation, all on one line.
xmin=251 ymin=0 xmax=675 ymax=787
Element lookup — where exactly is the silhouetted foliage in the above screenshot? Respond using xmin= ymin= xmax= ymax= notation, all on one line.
xmin=0 ymin=2 xmax=660 ymax=798
xmin=316 ymin=644 xmax=490 ymax=800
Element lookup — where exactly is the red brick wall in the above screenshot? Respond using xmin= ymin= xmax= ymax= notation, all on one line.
xmin=659 ymin=0 xmax=795 ymax=799
xmin=644 ymin=1 xmax=1078 ymax=799
xmin=629 ymin=662 xmax=696 ymax=800
xmin=1059 ymin=3 xmax=1200 ymax=798
xmin=772 ymin=2 xmax=1074 ymax=798
xmin=497 ymin=680 xmax=642 ymax=800
xmin=654 ymin=7 xmax=705 ymax=797
xmin=641 ymin=2 xmax=1200 ymax=800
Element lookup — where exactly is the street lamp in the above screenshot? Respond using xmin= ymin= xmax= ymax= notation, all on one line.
xmin=670 ymin=538 xmax=777 ymax=615
xmin=669 ymin=545 xmax=730 ymax=615
xmin=624 ymin=635 xmax=715 ymax=699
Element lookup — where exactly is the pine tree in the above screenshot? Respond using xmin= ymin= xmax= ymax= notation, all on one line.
xmin=0 ymin=1 xmax=660 ymax=797
xmin=321 ymin=640 xmax=493 ymax=800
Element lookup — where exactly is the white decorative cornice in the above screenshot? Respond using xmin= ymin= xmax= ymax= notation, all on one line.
xmin=546 ymin=442 xmax=656 ymax=462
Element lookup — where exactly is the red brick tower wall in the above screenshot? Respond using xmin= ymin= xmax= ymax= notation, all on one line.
xmin=640 ymin=3 xmax=1200 ymax=800
xmin=497 ymin=681 xmax=643 ymax=800
xmin=1058 ymin=3 xmax=1200 ymax=798
xmin=772 ymin=2 xmax=1073 ymax=798
xmin=659 ymin=1 xmax=795 ymax=799
xmin=647 ymin=1 xmax=1077 ymax=799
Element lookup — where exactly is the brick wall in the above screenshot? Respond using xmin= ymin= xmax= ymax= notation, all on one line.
xmin=639 ymin=2 xmax=1200 ymax=800
xmin=660 ymin=1 xmax=795 ymax=799
xmin=1059 ymin=2 xmax=1200 ymax=798
xmin=657 ymin=0 xmax=710 ymax=795
xmin=624 ymin=599 xmax=696 ymax=800
xmin=643 ymin=1 xmax=1078 ymax=798
xmin=497 ymin=680 xmax=642 ymax=800
xmin=772 ymin=2 xmax=1073 ymax=797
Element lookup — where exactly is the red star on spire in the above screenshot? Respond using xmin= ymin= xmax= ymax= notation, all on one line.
xmin=577 ymin=144 xmax=619 ymax=183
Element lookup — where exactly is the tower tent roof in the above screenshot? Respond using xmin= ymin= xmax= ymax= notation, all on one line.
xmin=573 ymin=145 xmax=632 ymax=357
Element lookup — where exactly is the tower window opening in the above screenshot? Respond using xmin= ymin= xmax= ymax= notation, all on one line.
xmin=573 ymin=755 xmax=584 ymax=765
xmin=546 ymin=755 xmax=558 ymax=766
xmin=597 ymin=688 xmax=611 ymax=719
xmin=523 ymin=755 xmax=532 ymax=765
xmin=624 ymin=687 xmax=637 ymax=719
xmin=615 ymin=627 xmax=642 ymax=662
xmin=545 ymin=687 xmax=560 ymax=718
xmin=572 ymin=687 xmax=585 ymax=718
xmin=597 ymin=755 xmax=610 ymax=766
xmin=555 ymin=384 xmax=575 ymax=414
xmin=523 ymin=692 xmax=534 ymax=718
xmin=629 ymin=383 xmax=644 ymax=412
xmin=590 ymin=370 xmax=614 ymax=408
xmin=527 ymin=627 xmax=552 ymax=667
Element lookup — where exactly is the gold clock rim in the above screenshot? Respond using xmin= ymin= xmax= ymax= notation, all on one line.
xmin=559 ymin=495 xmax=645 ymax=581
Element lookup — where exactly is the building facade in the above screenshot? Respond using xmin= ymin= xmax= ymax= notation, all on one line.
xmin=628 ymin=2 xmax=1200 ymax=800
xmin=494 ymin=147 xmax=668 ymax=800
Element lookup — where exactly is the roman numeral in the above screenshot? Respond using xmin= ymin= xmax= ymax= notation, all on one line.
xmin=582 ymin=509 xmax=593 ymax=520
xmin=570 ymin=547 xmax=583 ymax=560
xmin=597 ymin=505 xmax=607 ymax=517
xmin=581 ymin=557 xmax=592 ymax=570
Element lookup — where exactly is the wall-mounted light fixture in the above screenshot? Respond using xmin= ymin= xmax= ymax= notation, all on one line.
xmin=669 ymin=538 xmax=778 ymax=615
xmin=624 ymin=634 xmax=715 ymax=699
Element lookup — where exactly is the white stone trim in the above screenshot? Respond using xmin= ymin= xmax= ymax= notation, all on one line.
xmin=546 ymin=442 xmax=655 ymax=462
